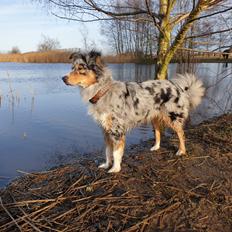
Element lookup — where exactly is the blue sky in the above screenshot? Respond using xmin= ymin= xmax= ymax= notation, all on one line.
xmin=0 ymin=0 xmax=104 ymax=53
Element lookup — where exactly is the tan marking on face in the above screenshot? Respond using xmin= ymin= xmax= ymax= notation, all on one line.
xmin=65 ymin=64 xmax=97 ymax=87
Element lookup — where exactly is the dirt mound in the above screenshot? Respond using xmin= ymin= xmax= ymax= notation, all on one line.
xmin=0 ymin=114 xmax=232 ymax=232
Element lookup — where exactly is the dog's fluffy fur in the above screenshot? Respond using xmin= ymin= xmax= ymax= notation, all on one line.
xmin=63 ymin=50 xmax=205 ymax=173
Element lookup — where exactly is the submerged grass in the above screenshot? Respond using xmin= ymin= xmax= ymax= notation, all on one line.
xmin=0 ymin=114 xmax=231 ymax=231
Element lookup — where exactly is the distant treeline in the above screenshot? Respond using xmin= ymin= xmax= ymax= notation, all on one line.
xmin=0 ymin=50 xmax=154 ymax=64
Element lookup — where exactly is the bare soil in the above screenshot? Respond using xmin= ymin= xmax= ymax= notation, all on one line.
xmin=0 ymin=114 xmax=232 ymax=232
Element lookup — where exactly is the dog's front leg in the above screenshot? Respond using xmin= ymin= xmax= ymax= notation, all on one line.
xmin=99 ymin=131 xmax=113 ymax=169
xmin=150 ymin=117 xmax=161 ymax=151
xmin=108 ymin=136 xmax=125 ymax=173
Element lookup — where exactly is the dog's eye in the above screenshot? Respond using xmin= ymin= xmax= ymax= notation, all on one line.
xmin=78 ymin=64 xmax=87 ymax=70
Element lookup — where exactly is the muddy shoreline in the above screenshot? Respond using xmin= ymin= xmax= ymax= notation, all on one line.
xmin=0 ymin=114 xmax=232 ymax=231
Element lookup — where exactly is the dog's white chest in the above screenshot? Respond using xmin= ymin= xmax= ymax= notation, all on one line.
xmin=88 ymin=107 xmax=111 ymax=130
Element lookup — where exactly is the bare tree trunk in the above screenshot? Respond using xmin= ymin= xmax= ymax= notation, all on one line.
xmin=156 ymin=0 xmax=172 ymax=80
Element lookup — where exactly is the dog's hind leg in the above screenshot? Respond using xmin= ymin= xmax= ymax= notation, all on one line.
xmin=108 ymin=136 xmax=125 ymax=173
xmin=98 ymin=131 xmax=113 ymax=169
xmin=150 ymin=117 xmax=161 ymax=151
xmin=172 ymin=124 xmax=186 ymax=156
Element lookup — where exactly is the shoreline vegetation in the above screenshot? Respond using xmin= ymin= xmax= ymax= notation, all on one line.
xmin=0 ymin=50 xmax=232 ymax=64
xmin=0 ymin=113 xmax=231 ymax=231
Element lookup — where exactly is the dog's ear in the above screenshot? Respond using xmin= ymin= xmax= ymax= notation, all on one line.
xmin=89 ymin=50 xmax=104 ymax=68
xmin=69 ymin=52 xmax=81 ymax=60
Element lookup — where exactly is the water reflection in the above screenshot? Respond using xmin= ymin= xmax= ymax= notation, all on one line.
xmin=0 ymin=62 xmax=231 ymax=187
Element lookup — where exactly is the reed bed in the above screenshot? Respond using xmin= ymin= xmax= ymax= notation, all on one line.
xmin=1 ymin=51 xmax=232 ymax=64
xmin=0 ymin=114 xmax=232 ymax=231
xmin=0 ymin=51 xmax=71 ymax=63
xmin=0 ymin=51 xmax=152 ymax=64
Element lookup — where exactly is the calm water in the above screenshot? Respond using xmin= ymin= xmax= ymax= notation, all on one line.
xmin=0 ymin=62 xmax=231 ymax=187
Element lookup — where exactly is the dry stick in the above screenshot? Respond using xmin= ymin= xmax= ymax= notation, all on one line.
xmin=20 ymin=218 xmax=42 ymax=232
xmin=0 ymin=201 xmax=57 ymax=230
xmin=53 ymin=207 xmax=76 ymax=221
xmin=0 ymin=197 xmax=23 ymax=232
xmin=95 ymin=195 xmax=140 ymax=201
xmin=6 ymin=196 xmax=80 ymax=207
xmin=8 ymin=192 xmax=42 ymax=232
xmin=75 ymin=205 xmax=96 ymax=222
xmin=16 ymin=169 xmax=37 ymax=176
xmin=29 ymin=178 xmax=109 ymax=223
xmin=187 ymin=183 xmax=207 ymax=194
xmin=63 ymin=177 xmax=114 ymax=192
xmin=32 ymin=221 xmax=63 ymax=232
xmin=183 ymin=155 xmax=211 ymax=161
xmin=124 ymin=202 xmax=181 ymax=232
xmin=62 ymin=172 xmax=85 ymax=195
xmin=106 ymin=220 xmax=112 ymax=232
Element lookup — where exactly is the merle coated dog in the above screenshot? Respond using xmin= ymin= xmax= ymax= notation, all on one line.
xmin=62 ymin=51 xmax=205 ymax=173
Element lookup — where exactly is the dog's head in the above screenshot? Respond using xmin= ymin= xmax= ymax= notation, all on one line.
xmin=62 ymin=50 xmax=104 ymax=88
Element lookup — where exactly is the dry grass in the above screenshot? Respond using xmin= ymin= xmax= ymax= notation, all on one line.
xmin=1 ymin=51 xmax=232 ymax=64
xmin=0 ymin=114 xmax=231 ymax=231
xmin=0 ymin=51 xmax=153 ymax=64
xmin=0 ymin=50 xmax=71 ymax=63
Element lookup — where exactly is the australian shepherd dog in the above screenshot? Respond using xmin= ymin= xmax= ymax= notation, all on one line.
xmin=62 ymin=50 xmax=205 ymax=173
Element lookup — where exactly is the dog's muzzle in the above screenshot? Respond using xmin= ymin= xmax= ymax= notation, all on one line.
xmin=62 ymin=76 xmax=69 ymax=85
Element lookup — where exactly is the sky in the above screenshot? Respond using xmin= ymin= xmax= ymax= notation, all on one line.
xmin=0 ymin=0 xmax=105 ymax=53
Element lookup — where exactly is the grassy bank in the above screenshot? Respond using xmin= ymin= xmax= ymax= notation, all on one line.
xmin=0 ymin=50 xmax=71 ymax=63
xmin=0 ymin=51 xmax=153 ymax=64
xmin=1 ymin=51 xmax=232 ymax=64
xmin=0 ymin=114 xmax=231 ymax=231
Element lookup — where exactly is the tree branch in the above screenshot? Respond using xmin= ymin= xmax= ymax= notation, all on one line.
xmin=186 ymin=27 xmax=232 ymax=39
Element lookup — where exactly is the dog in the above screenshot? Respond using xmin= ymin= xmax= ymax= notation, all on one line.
xmin=62 ymin=50 xmax=205 ymax=173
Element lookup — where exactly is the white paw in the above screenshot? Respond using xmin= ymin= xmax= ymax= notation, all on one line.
xmin=150 ymin=144 xmax=160 ymax=151
xmin=108 ymin=166 xmax=121 ymax=173
xmin=175 ymin=150 xmax=185 ymax=156
xmin=98 ymin=163 xmax=110 ymax=169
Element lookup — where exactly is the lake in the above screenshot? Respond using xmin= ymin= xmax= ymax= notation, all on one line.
xmin=0 ymin=62 xmax=231 ymax=187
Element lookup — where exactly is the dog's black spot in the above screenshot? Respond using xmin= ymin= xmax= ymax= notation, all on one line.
xmin=135 ymin=112 xmax=139 ymax=115
xmin=137 ymin=83 xmax=143 ymax=88
xmin=154 ymin=94 xmax=160 ymax=104
xmin=110 ymin=131 xmax=122 ymax=141
xmin=160 ymin=88 xmax=172 ymax=104
xmin=169 ymin=112 xmax=184 ymax=121
xmin=145 ymin=110 xmax=150 ymax=118
xmin=133 ymin=98 xmax=139 ymax=108
xmin=176 ymin=88 xmax=180 ymax=96
xmin=130 ymin=88 xmax=136 ymax=98
xmin=185 ymin=87 xmax=189 ymax=91
xmin=152 ymin=83 xmax=157 ymax=88
xmin=174 ymin=97 xmax=179 ymax=103
xmin=145 ymin=86 xmax=155 ymax=95
xmin=117 ymin=105 xmax=120 ymax=108
xmin=124 ymin=83 xmax=130 ymax=98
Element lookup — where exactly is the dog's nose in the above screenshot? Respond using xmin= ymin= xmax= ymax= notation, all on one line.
xmin=62 ymin=76 xmax=68 ymax=82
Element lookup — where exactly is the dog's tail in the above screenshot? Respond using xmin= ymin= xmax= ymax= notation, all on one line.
xmin=172 ymin=73 xmax=205 ymax=109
